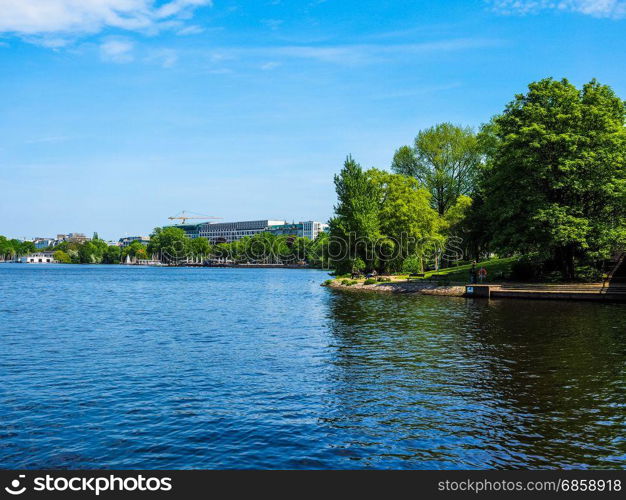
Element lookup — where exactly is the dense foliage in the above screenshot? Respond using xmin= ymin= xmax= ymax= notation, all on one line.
xmin=50 ymin=237 xmax=146 ymax=264
xmin=331 ymin=78 xmax=626 ymax=281
xmin=0 ymin=236 xmax=35 ymax=260
xmin=391 ymin=123 xmax=482 ymax=216
xmin=473 ymin=78 xmax=626 ymax=279
xmin=0 ymin=234 xmax=150 ymax=264
xmin=329 ymin=157 xmax=444 ymax=274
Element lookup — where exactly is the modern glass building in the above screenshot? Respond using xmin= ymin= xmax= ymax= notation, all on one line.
xmin=174 ymin=219 xmax=328 ymax=243
xmin=176 ymin=220 xmax=285 ymax=243
xmin=266 ymin=221 xmax=328 ymax=240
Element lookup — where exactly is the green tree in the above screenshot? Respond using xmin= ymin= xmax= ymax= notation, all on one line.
xmin=480 ymin=78 xmax=626 ymax=279
xmin=189 ymin=237 xmax=212 ymax=259
xmin=78 ymin=241 xmax=105 ymax=264
xmin=18 ymin=240 xmax=36 ymax=256
xmin=309 ymin=231 xmax=330 ymax=268
xmin=370 ymin=169 xmax=442 ymax=272
xmin=135 ymin=247 xmax=148 ymax=260
xmin=53 ymin=250 xmax=72 ymax=264
xmin=440 ymin=194 xmax=473 ymax=263
xmin=147 ymin=227 xmax=189 ymax=264
xmin=391 ymin=123 xmax=482 ymax=216
xmin=0 ymin=236 xmax=18 ymax=260
xmin=329 ymin=156 xmax=381 ymax=273
xmin=103 ymin=245 xmax=121 ymax=264
xmin=118 ymin=240 xmax=149 ymax=263
xmin=247 ymin=232 xmax=280 ymax=264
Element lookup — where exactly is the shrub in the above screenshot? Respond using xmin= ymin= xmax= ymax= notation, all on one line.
xmin=53 ymin=250 xmax=71 ymax=264
xmin=574 ymin=265 xmax=602 ymax=283
xmin=401 ymin=255 xmax=422 ymax=274
xmin=352 ymin=257 xmax=366 ymax=273
xmin=364 ymin=278 xmax=377 ymax=285
xmin=322 ymin=279 xmax=334 ymax=286
xmin=339 ymin=280 xmax=358 ymax=286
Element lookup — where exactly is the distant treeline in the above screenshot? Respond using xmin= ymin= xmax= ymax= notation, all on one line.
xmin=0 ymin=236 xmax=37 ymax=260
xmin=0 ymin=229 xmax=330 ymax=267
xmin=147 ymin=226 xmax=329 ymax=267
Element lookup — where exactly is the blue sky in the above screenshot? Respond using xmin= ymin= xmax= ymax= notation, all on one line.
xmin=1 ymin=0 xmax=625 ymax=240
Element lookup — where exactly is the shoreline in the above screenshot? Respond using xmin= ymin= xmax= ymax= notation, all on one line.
xmin=324 ymin=278 xmax=626 ymax=302
xmin=324 ymin=278 xmax=465 ymax=297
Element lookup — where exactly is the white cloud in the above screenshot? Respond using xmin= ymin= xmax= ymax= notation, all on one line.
xmin=0 ymin=0 xmax=212 ymax=35
xmin=260 ymin=61 xmax=281 ymax=70
xmin=212 ymin=38 xmax=500 ymax=66
xmin=100 ymin=38 xmax=134 ymax=62
xmin=147 ymin=47 xmax=178 ymax=67
xmin=489 ymin=0 xmax=626 ymax=18
xmin=177 ymin=24 xmax=204 ymax=35
xmin=31 ymin=37 xmax=71 ymax=48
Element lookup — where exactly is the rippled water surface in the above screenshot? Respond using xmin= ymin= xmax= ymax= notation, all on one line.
xmin=1 ymin=264 xmax=625 ymax=469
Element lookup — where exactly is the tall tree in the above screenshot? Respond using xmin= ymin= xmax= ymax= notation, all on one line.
xmin=329 ymin=156 xmax=381 ymax=273
xmin=369 ymin=169 xmax=442 ymax=272
xmin=189 ymin=237 xmax=212 ymax=259
xmin=480 ymin=78 xmax=626 ymax=279
xmin=147 ymin=227 xmax=189 ymax=264
xmin=103 ymin=245 xmax=122 ymax=264
xmin=391 ymin=123 xmax=481 ymax=215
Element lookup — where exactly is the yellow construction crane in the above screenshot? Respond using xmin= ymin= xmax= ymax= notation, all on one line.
xmin=168 ymin=211 xmax=223 ymax=225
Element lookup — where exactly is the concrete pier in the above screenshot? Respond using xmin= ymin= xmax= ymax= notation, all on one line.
xmin=465 ymin=283 xmax=626 ymax=302
xmin=464 ymin=285 xmax=493 ymax=298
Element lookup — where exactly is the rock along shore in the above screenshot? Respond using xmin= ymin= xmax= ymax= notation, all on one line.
xmin=324 ymin=278 xmax=465 ymax=296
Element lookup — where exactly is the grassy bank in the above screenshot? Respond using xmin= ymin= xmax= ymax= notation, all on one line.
xmin=412 ymin=257 xmax=519 ymax=283
xmin=328 ymin=257 xmax=519 ymax=287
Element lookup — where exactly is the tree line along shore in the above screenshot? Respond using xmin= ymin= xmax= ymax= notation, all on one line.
xmin=0 ymin=230 xmax=330 ymax=267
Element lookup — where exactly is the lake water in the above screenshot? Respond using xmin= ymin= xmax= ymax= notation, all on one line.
xmin=1 ymin=264 xmax=625 ymax=469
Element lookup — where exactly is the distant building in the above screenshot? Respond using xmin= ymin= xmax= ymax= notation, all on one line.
xmin=56 ymin=233 xmax=90 ymax=244
xmin=175 ymin=225 xmax=201 ymax=238
xmin=179 ymin=220 xmax=286 ymax=243
xmin=267 ymin=221 xmax=328 ymax=240
xmin=119 ymin=236 xmax=150 ymax=247
xmin=32 ymin=238 xmax=55 ymax=249
xmin=19 ymin=251 xmax=57 ymax=264
xmin=175 ymin=219 xmax=328 ymax=243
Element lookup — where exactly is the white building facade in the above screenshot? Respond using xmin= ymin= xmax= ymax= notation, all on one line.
xmin=119 ymin=236 xmax=150 ymax=247
xmin=19 ymin=252 xmax=57 ymax=264
xmin=176 ymin=219 xmax=328 ymax=243
xmin=301 ymin=221 xmax=329 ymax=240
xmin=195 ymin=220 xmax=286 ymax=243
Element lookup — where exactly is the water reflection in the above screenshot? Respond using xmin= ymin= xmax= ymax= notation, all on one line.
xmin=325 ymin=291 xmax=626 ymax=469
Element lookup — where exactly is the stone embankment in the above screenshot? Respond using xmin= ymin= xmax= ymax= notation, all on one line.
xmin=324 ymin=278 xmax=465 ymax=296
